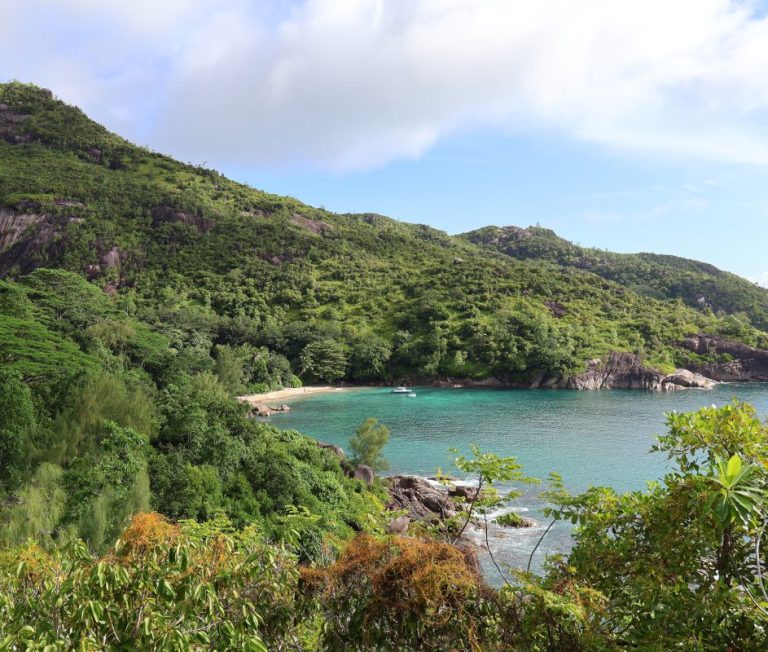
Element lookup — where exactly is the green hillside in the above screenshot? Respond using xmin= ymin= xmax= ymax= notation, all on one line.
xmin=1 ymin=81 xmax=767 ymax=392
xmin=462 ymin=224 xmax=768 ymax=330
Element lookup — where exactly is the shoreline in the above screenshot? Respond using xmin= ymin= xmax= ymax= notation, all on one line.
xmin=238 ymin=376 xmax=768 ymax=408
xmin=238 ymin=385 xmax=366 ymax=405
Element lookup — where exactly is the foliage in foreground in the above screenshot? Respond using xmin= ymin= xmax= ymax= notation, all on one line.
xmin=0 ymin=513 xmax=304 ymax=651
xmin=0 ymin=514 xmax=602 ymax=652
xmin=3 ymin=402 xmax=768 ymax=650
xmin=543 ymin=400 xmax=768 ymax=649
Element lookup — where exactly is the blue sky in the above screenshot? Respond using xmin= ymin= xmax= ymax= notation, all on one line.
xmin=1 ymin=1 xmax=768 ymax=283
xmin=226 ymin=130 xmax=768 ymax=282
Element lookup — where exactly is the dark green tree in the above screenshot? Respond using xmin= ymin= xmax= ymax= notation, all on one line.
xmin=299 ymin=339 xmax=347 ymax=382
xmin=0 ymin=371 xmax=37 ymax=492
xmin=213 ymin=344 xmax=246 ymax=395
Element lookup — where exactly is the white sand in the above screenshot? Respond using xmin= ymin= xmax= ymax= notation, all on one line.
xmin=238 ymin=385 xmax=356 ymax=405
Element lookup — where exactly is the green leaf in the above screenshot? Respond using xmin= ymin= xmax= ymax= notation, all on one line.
xmin=726 ymin=454 xmax=742 ymax=478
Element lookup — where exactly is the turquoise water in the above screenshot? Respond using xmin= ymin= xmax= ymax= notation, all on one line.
xmin=269 ymin=385 xmax=768 ymax=575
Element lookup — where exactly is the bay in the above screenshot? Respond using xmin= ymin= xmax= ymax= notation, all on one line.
xmin=269 ymin=384 xmax=768 ymax=576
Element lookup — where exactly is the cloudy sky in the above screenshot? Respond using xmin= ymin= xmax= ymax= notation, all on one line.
xmin=2 ymin=0 xmax=768 ymax=283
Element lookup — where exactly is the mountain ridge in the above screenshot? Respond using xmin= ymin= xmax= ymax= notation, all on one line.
xmin=1 ymin=80 xmax=767 ymax=389
xmin=460 ymin=224 xmax=768 ymax=329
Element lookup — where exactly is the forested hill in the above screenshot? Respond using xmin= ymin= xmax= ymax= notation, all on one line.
xmin=2 ymin=80 xmax=768 ymax=391
xmin=461 ymin=225 xmax=768 ymax=330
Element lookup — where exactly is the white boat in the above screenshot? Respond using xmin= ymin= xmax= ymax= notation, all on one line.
xmin=391 ymin=386 xmax=412 ymax=394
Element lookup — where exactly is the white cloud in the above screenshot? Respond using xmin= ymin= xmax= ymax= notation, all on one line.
xmin=5 ymin=1 xmax=768 ymax=169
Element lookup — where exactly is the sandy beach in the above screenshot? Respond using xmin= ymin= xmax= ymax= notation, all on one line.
xmin=238 ymin=385 xmax=358 ymax=406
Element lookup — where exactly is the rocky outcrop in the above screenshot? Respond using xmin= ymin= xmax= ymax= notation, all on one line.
xmin=664 ymin=369 xmax=716 ymax=389
xmin=100 ymin=247 xmax=121 ymax=269
xmin=0 ymin=212 xmax=63 ymax=276
xmin=318 ymin=442 xmax=345 ymax=459
xmin=495 ymin=512 xmax=537 ymax=528
xmin=249 ymin=403 xmax=291 ymax=417
xmin=353 ymin=465 xmax=375 ymax=485
xmin=681 ymin=335 xmax=768 ymax=382
xmin=0 ymin=210 xmax=46 ymax=252
xmin=387 ymin=475 xmax=455 ymax=522
xmin=563 ymin=352 xmax=666 ymax=390
xmin=151 ymin=206 xmax=213 ymax=233
xmin=387 ymin=475 xmax=535 ymax=538
xmin=559 ymin=352 xmax=716 ymax=391
xmin=289 ymin=214 xmax=332 ymax=235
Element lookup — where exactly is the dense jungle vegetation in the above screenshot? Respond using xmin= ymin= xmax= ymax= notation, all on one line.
xmin=463 ymin=225 xmax=768 ymax=331
xmin=2 ymin=82 xmax=768 ymax=392
xmin=3 ymin=82 xmax=768 ymax=649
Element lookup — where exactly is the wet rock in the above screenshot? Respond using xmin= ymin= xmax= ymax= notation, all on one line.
xmin=250 ymin=404 xmax=274 ymax=417
xmin=388 ymin=475 xmax=454 ymax=521
xmin=449 ymin=485 xmax=478 ymax=501
xmin=249 ymin=403 xmax=293 ymax=417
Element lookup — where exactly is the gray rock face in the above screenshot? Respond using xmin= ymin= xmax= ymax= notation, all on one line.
xmin=100 ymin=247 xmax=121 ymax=268
xmin=353 ymin=465 xmax=375 ymax=485
xmin=682 ymin=335 xmax=768 ymax=382
xmin=0 ymin=211 xmax=60 ymax=275
xmin=0 ymin=210 xmax=45 ymax=252
xmin=663 ymin=369 xmax=716 ymax=389
xmin=151 ymin=205 xmax=213 ymax=233
xmin=387 ymin=475 xmax=454 ymax=522
xmin=563 ymin=352 xmax=668 ymax=391
xmin=560 ymin=352 xmax=718 ymax=391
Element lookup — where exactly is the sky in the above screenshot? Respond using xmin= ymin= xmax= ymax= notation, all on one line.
xmin=1 ymin=0 xmax=768 ymax=284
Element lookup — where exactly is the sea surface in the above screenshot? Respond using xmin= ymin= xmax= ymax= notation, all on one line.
xmin=269 ymin=384 xmax=768 ymax=579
